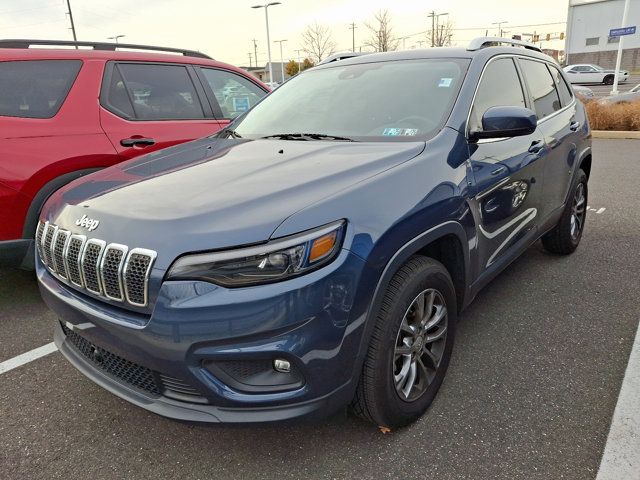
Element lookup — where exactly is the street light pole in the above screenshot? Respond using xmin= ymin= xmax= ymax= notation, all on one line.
xmin=252 ymin=2 xmax=281 ymax=84
xmin=611 ymin=0 xmax=631 ymax=95
xmin=294 ymin=48 xmax=304 ymax=74
xmin=274 ymin=39 xmax=287 ymax=83
xmin=108 ymin=35 xmax=125 ymax=44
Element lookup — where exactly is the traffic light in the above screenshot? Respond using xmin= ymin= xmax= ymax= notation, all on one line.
xmin=546 ymin=33 xmax=551 ymax=41
xmin=533 ymin=34 xmax=540 ymax=42
xmin=560 ymin=32 xmax=565 ymax=40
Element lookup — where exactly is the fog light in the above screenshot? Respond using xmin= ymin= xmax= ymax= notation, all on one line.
xmin=273 ymin=358 xmax=291 ymax=373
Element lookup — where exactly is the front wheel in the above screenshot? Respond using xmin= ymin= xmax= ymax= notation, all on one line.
xmin=542 ymin=169 xmax=588 ymax=255
xmin=350 ymin=256 xmax=457 ymax=428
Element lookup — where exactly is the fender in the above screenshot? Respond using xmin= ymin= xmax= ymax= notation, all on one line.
xmin=350 ymin=220 xmax=470 ymax=384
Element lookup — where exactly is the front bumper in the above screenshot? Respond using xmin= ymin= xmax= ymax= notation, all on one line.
xmin=39 ymin=249 xmax=372 ymax=423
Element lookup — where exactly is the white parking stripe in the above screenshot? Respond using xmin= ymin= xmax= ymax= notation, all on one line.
xmin=596 ymin=322 xmax=640 ymax=480
xmin=0 ymin=343 xmax=58 ymax=375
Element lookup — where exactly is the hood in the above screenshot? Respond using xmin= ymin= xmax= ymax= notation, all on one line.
xmin=44 ymin=137 xmax=425 ymax=268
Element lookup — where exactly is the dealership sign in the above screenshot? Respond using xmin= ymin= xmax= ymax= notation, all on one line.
xmin=609 ymin=26 xmax=636 ymax=37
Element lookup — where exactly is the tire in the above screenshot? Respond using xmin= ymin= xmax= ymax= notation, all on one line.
xmin=542 ymin=169 xmax=588 ymax=255
xmin=350 ymin=256 xmax=457 ymax=428
xmin=604 ymin=75 xmax=614 ymax=85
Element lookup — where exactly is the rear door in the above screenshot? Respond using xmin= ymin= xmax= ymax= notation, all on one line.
xmin=517 ymin=58 xmax=578 ymax=220
xmin=468 ymin=56 xmax=546 ymax=273
xmin=99 ymin=61 xmax=223 ymax=160
xmin=195 ymin=67 xmax=268 ymax=129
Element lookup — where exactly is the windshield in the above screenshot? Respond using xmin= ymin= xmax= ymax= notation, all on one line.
xmin=232 ymin=58 xmax=469 ymax=142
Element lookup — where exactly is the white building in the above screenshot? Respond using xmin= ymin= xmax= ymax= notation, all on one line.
xmin=566 ymin=0 xmax=640 ymax=70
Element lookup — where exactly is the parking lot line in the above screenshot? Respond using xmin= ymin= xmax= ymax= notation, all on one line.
xmin=596 ymin=321 xmax=640 ymax=480
xmin=0 ymin=342 xmax=58 ymax=375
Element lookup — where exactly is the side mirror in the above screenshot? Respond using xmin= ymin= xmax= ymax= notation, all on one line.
xmin=469 ymin=106 xmax=537 ymax=141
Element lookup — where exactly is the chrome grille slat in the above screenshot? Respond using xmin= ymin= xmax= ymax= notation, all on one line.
xmin=35 ymin=221 xmax=45 ymax=260
xmin=40 ymin=222 xmax=155 ymax=308
xmin=123 ymin=248 xmax=157 ymax=307
xmin=42 ymin=223 xmax=57 ymax=269
xmin=65 ymin=234 xmax=86 ymax=287
xmin=100 ymin=244 xmax=128 ymax=301
xmin=52 ymin=229 xmax=70 ymax=278
xmin=81 ymin=239 xmax=106 ymax=295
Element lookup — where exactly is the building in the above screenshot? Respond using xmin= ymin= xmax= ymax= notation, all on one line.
xmin=565 ymin=0 xmax=640 ymax=70
xmin=244 ymin=62 xmax=290 ymax=84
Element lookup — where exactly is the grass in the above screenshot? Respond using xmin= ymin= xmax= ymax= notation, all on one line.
xmin=583 ymin=100 xmax=640 ymax=131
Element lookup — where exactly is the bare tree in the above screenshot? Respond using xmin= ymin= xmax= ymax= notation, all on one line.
xmin=429 ymin=19 xmax=454 ymax=47
xmin=302 ymin=23 xmax=336 ymax=63
xmin=364 ymin=10 xmax=399 ymax=52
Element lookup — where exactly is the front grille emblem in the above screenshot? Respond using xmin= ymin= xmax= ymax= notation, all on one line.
xmin=75 ymin=214 xmax=100 ymax=232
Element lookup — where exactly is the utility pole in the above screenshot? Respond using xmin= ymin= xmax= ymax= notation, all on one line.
xmin=65 ymin=0 xmax=77 ymax=45
xmin=428 ymin=11 xmax=448 ymax=47
xmin=294 ymin=48 xmax=304 ymax=74
xmin=492 ymin=21 xmax=508 ymax=38
xmin=248 ymin=52 xmax=253 ymax=68
xmin=612 ymin=0 xmax=631 ymax=95
xmin=348 ymin=22 xmax=357 ymax=52
xmin=274 ymin=39 xmax=287 ymax=83
xmin=252 ymin=39 xmax=259 ymax=67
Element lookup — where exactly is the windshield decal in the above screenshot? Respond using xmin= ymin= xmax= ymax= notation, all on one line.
xmin=382 ymin=128 xmax=419 ymax=136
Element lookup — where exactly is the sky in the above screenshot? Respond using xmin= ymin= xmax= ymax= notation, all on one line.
xmin=0 ymin=0 xmax=571 ymax=66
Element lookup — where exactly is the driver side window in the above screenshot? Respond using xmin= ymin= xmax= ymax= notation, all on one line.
xmin=469 ymin=57 xmax=526 ymax=133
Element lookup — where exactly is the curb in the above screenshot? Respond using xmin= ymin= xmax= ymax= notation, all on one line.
xmin=592 ymin=130 xmax=640 ymax=139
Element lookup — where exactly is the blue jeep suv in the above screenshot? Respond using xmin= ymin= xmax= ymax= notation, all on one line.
xmin=36 ymin=38 xmax=591 ymax=428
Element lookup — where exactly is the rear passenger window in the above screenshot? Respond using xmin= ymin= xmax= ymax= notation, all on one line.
xmin=469 ymin=57 xmax=525 ymax=132
xmin=0 ymin=60 xmax=81 ymax=118
xmin=548 ymin=66 xmax=574 ymax=107
xmin=519 ymin=59 xmax=561 ymax=119
xmin=104 ymin=63 xmax=205 ymax=120
xmin=199 ymin=69 xmax=266 ymax=119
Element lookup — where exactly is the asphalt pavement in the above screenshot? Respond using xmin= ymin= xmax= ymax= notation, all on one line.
xmin=581 ymin=74 xmax=640 ymax=98
xmin=1 ymin=139 xmax=639 ymax=480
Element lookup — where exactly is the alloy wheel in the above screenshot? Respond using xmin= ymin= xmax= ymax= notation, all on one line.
xmin=393 ymin=288 xmax=448 ymax=402
xmin=570 ymin=182 xmax=586 ymax=240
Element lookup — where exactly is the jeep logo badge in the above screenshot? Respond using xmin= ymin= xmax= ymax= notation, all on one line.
xmin=75 ymin=214 xmax=100 ymax=232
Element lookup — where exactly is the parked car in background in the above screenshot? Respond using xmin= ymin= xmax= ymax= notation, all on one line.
xmin=37 ymin=37 xmax=591 ymax=428
xmin=572 ymin=84 xmax=595 ymax=100
xmin=0 ymin=39 xmax=269 ymax=268
xmin=599 ymin=83 xmax=640 ymax=105
xmin=563 ymin=64 xmax=628 ymax=85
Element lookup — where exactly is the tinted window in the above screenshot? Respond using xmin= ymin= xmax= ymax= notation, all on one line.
xmin=519 ymin=59 xmax=561 ymax=119
xmin=548 ymin=66 xmax=574 ymax=107
xmin=103 ymin=67 xmax=135 ymax=118
xmin=111 ymin=63 xmax=204 ymax=120
xmin=233 ymin=59 xmax=469 ymax=141
xmin=469 ymin=57 xmax=525 ymax=132
xmin=0 ymin=60 xmax=81 ymax=118
xmin=200 ymin=69 xmax=266 ymax=119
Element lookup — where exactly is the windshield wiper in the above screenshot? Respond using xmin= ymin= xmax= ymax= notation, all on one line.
xmin=259 ymin=133 xmax=356 ymax=142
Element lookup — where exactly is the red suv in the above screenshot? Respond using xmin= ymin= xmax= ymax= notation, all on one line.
xmin=0 ymin=39 xmax=269 ymax=268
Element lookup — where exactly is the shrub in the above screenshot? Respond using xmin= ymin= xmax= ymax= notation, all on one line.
xmin=583 ymin=100 xmax=640 ymax=131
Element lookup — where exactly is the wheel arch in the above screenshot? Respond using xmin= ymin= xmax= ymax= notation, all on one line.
xmin=21 ymin=168 xmax=102 ymax=239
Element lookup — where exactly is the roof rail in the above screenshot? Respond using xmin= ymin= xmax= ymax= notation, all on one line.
xmin=467 ymin=37 xmax=542 ymax=53
xmin=0 ymin=39 xmax=212 ymax=59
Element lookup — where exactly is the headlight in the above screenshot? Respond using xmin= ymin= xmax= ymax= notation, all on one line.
xmin=167 ymin=220 xmax=346 ymax=287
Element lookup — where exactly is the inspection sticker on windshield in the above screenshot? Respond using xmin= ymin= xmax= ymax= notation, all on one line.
xmin=438 ymin=78 xmax=453 ymax=88
xmin=383 ymin=128 xmax=419 ymax=136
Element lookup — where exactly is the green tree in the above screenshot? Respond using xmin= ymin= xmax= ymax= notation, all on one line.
xmin=301 ymin=58 xmax=315 ymax=71
xmin=285 ymin=59 xmax=299 ymax=76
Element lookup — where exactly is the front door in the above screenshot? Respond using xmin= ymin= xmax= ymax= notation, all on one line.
xmin=99 ymin=61 xmax=223 ymax=160
xmin=467 ymin=57 xmax=546 ymax=274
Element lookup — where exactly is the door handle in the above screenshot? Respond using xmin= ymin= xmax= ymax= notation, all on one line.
xmin=491 ymin=165 xmax=507 ymax=176
xmin=528 ymin=140 xmax=544 ymax=154
xmin=570 ymin=121 xmax=581 ymax=132
xmin=120 ymin=137 xmax=156 ymax=147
